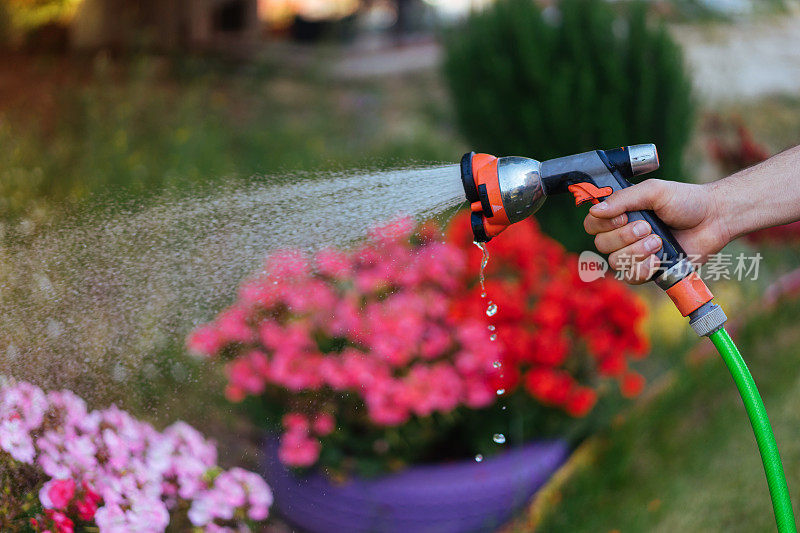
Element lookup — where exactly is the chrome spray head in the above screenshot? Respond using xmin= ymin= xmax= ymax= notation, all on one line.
xmin=460 ymin=152 xmax=545 ymax=242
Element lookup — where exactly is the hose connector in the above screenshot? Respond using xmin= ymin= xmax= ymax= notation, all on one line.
xmin=688 ymin=302 xmax=728 ymax=337
xmin=657 ymin=259 xmax=727 ymax=336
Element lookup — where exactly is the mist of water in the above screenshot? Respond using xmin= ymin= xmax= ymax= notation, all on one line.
xmin=0 ymin=164 xmax=466 ymax=401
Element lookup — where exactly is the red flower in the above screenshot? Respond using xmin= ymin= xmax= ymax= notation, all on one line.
xmin=524 ymin=368 xmax=573 ymax=406
xmin=598 ymin=352 xmax=627 ymax=377
xmin=565 ymin=387 xmax=597 ymax=417
xmin=447 ymin=210 xmax=649 ymax=418
xmin=620 ymin=371 xmax=646 ymax=398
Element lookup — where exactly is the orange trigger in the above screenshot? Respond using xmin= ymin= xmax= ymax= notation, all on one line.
xmin=567 ymin=183 xmax=614 ymax=206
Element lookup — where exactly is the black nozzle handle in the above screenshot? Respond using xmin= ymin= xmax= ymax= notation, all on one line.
xmin=540 ymin=147 xmax=687 ymax=285
xmin=597 ymin=148 xmax=686 ymax=284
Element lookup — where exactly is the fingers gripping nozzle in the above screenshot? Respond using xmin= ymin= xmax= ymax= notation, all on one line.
xmin=460 ymin=152 xmax=545 ymax=242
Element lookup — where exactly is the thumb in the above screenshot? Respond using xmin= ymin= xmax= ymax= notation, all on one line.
xmin=588 ymin=179 xmax=666 ymax=219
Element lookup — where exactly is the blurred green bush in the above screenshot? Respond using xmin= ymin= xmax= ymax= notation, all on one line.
xmin=443 ymin=0 xmax=694 ymax=251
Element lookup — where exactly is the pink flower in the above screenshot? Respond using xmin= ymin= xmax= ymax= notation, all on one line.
xmin=76 ymin=497 xmax=99 ymax=521
xmin=278 ymin=432 xmax=321 ymax=467
xmin=0 ymin=418 xmax=35 ymax=464
xmin=75 ymin=481 xmax=102 ymax=521
xmin=215 ymin=307 xmax=254 ymax=344
xmin=1 ymin=381 xmax=272 ymax=532
xmin=258 ymin=321 xmax=284 ymax=350
xmin=39 ymin=479 xmax=76 ymax=510
xmin=367 ymin=216 xmax=415 ymax=244
xmin=186 ymin=467 xmax=272 ymax=526
xmin=282 ymin=413 xmax=309 ymax=433
xmin=226 ymin=358 xmax=265 ymax=396
xmin=44 ymin=509 xmax=74 ymax=533
xmin=264 ymin=250 xmax=309 ymax=279
xmin=462 ymin=376 xmax=495 ymax=409
xmin=317 ymin=357 xmax=350 ymax=389
xmin=312 ymin=413 xmax=336 ymax=436
xmin=238 ymin=279 xmax=279 ymax=308
xmin=316 ymin=248 xmax=351 ymax=278
xmin=364 ymin=380 xmax=410 ymax=426
xmin=186 ymin=326 xmax=224 ymax=357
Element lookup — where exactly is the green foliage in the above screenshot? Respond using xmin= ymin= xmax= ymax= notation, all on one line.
xmin=443 ymin=0 xmax=694 ymax=251
xmin=0 ymin=56 xmax=457 ymax=223
xmin=0 ymin=453 xmax=44 ymax=532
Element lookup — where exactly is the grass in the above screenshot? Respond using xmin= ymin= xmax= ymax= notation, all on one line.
xmin=529 ymin=296 xmax=800 ymax=532
xmin=0 ymin=52 xmax=462 ymax=226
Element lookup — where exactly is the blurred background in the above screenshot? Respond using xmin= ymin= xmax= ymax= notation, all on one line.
xmin=1 ymin=0 xmax=799 ymax=219
xmin=4 ymin=0 xmax=800 ymax=531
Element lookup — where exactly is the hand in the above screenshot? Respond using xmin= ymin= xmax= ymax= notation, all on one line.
xmin=583 ymin=179 xmax=731 ymax=284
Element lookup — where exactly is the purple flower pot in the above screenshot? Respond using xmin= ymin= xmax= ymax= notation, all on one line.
xmin=261 ymin=438 xmax=569 ymax=533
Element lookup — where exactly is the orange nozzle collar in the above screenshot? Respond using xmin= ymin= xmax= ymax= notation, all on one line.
xmin=462 ymin=152 xmax=511 ymax=242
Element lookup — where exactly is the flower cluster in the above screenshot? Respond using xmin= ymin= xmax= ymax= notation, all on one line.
xmin=448 ymin=212 xmax=649 ymax=416
xmin=0 ymin=380 xmax=272 ymax=532
xmin=189 ymin=219 xmax=500 ymax=468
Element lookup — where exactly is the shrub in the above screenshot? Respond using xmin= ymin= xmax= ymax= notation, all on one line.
xmin=443 ymin=0 xmax=694 ymax=251
xmin=0 ymin=380 xmax=272 ymax=532
xmin=189 ymin=215 xmax=648 ymax=475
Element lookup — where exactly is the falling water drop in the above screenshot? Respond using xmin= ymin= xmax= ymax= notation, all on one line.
xmin=496 ymin=388 xmax=505 ymax=396
xmin=488 ymin=325 xmax=495 ymax=331
xmin=489 ymin=333 xmax=497 ymax=341
xmin=486 ymin=303 xmax=498 ymax=317
xmin=492 ymin=361 xmax=502 ymax=368
xmin=474 ymin=241 xmax=490 ymax=297
xmin=474 ymin=454 xmax=484 ymax=463
xmin=502 ymin=406 xmax=507 ymax=410
xmin=493 ymin=433 xmax=506 ymax=444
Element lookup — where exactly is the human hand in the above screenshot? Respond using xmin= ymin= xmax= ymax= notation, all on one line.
xmin=583 ymin=179 xmax=730 ymax=284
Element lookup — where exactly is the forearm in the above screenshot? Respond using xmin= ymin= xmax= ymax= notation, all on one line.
xmin=711 ymin=144 xmax=800 ymax=241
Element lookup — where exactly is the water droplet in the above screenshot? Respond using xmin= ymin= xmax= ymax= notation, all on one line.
xmin=489 ymin=334 xmax=497 ymax=341
xmin=492 ymin=361 xmax=502 ymax=368
xmin=493 ymin=433 xmax=506 ymax=444
xmin=501 ymin=405 xmax=507 ymax=410
xmin=474 ymin=241 xmax=490 ymax=297
xmin=496 ymin=388 xmax=505 ymax=395
xmin=488 ymin=325 xmax=495 ymax=331
xmin=486 ymin=303 xmax=498 ymax=317
xmin=474 ymin=454 xmax=483 ymax=462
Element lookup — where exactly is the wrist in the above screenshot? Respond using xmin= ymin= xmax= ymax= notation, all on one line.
xmin=706 ymin=179 xmax=738 ymax=246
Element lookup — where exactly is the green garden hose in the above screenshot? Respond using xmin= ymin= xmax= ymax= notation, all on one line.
xmin=710 ymin=327 xmax=797 ymax=532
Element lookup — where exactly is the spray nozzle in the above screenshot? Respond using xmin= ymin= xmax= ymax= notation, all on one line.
xmin=460 ymin=152 xmax=545 ymax=242
xmin=461 ymin=143 xmax=725 ymax=334
xmin=461 ymin=145 xmax=661 ymax=243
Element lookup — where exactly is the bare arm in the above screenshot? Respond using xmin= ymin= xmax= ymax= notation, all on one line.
xmin=713 ymin=144 xmax=800 ymax=240
xmin=583 ymin=144 xmax=800 ymax=283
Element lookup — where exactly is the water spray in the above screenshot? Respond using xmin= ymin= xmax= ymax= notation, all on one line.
xmin=460 ymin=144 xmax=797 ymax=532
